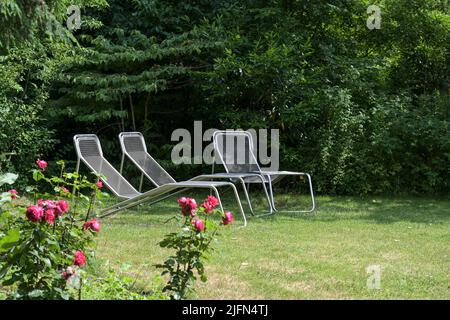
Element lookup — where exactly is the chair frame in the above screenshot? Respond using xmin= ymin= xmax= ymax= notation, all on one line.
xmin=212 ymin=130 xmax=315 ymax=213
xmin=74 ymin=134 xmax=247 ymax=226
xmin=119 ymin=132 xmax=273 ymax=217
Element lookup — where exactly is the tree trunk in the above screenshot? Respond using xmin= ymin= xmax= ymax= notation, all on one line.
xmin=119 ymin=96 xmax=125 ymax=131
xmin=129 ymin=94 xmax=136 ymax=131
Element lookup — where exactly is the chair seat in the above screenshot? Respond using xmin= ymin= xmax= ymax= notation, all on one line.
xmin=117 ymin=191 xmax=142 ymax=199
xmin=259 ymin=170 xmax=305 ymax=176
xmin=242 ymin=175 xmax=270 ymax=183
xmin=174 ymin=180 xmax=232 ymax=187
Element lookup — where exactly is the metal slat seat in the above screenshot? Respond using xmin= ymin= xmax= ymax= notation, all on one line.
xmin=75 ymin=135 xmax=140 ymax=199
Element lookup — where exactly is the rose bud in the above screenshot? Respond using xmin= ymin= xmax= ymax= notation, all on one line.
xmin=222 ymin=211 xmax=233 ymax=225
xmin=36 ymin=159 xmax=47 ymax=171
xmin=192 ymin=218 xmax=205 ymax=232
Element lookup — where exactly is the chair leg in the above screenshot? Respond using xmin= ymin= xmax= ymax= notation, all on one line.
xmin=211 ymin=186 xmax=224 ymax=214
xmin=210 ymin=185 xmax=245 ymax=227
xmin=239 ymin=178 xmax=255 ymax=216
xmin=239 ymin=177 xmax=273 ymax=217
xmin=267 ymin=173 xmax=315 ymax=213
xmin=139 ymin=172 xmax=144 ymax=193
xmin=305 ymin=173 xmax=316 ymax=212
xmin=266 ymin=177 xmax=277 ymax=212
xmin=228 ymin=184 xmax=247 ymax=227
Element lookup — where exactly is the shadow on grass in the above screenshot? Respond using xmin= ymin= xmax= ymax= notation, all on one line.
xmin=97 ymin=188 xmax=450 ymax=227
xmin=265 ymin=195 xmax=450 ymax=225
xmin=98 ymin=188 xmax=241 ymax=226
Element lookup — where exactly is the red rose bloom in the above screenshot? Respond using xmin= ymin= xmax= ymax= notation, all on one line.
xmin=44 ymin=209 xmax=56 ymax=225
xmin=8 ymin=189 xmax=18 ymax=200
xmin=26 ymin=205 xmax=44 ymax=223
xmin=73 ymin=251 xmax=86 ymax=266
xmin=192 ymin=218 xmax=205 ymax=232
xmin=37 ymin=199 xmax=56 ymax=209
xmin=36 ymin=159 xmax=47 ymax=171
xmin=55 ymin=200 xmax=69 ymax=216
xmin=177 ymin=197 xmax=187 ymax=206
xmin=83 ymin=219 xmax=100 ymax=233
xmin=202 ymin=200 xmax=214 ymax=214
xmin=178 ymin=197 xmax=197 ymax=217
xmin=222 ymin=211 xmax=233 ymax=225
xmin=205 ymin=195 xmax=219 ymax=208
xmin=201 ymin=195 xmax=219 ymax=214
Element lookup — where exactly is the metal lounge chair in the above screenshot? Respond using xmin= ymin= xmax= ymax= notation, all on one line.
xmin=212 ymin=130 xmax=315 ymax=213
xmin=118 ymin=132 xmax=273 ymax=217
xmin=74 ymin=134 xmax=247 ymax=226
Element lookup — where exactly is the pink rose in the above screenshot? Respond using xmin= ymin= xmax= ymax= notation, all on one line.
xmin=222 ymin=211 xmax=233 ymax=225
xmin=47 ymin=200 xmax=57 ymax=209
xmin=37 ymin=199 xmax=56 ymax=209
xmin=36 ymin=159 xmax=47 ymax=171
xmin=61 ymin=186 xmax=70 ymax=193
xmin=178 ymin=197 xmax=197 ymax=217
xmin=73 ymin=251 xmax=86 ymax=266
xmin=26 ymin=205 xmax=44 ymax=223
xmin=202 ymin=201 xmax=214 ymax=214
xmin=201 ymin=195 xmax=219 ymax=214
xmin=8 ymin=189 xmax=18 ymax=200
xmin=177 ymin=197 xmax=188 ymax=206
xmin=55 ymin=200 xmax=69 ymax=216
xmin=44 ymin=209 xmax=56 ymax=225
xmin=96 ymin=180 xmax=103 ymax=188
xmin=83 ymin=219 xmax=100 ymax=233
xmin=205 ymin=195 xmax=219 ymax=208
xmin=192 ymin=218 xmax=205 ymax=232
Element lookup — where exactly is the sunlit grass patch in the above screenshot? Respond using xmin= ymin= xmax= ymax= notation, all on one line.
xmin=96 ymin=193 xmax=450 ymax=299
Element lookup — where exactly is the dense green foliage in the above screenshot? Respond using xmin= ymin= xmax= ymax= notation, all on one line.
xmin=0 ymin=46 xmax=55 ymax=181
xmin=1 ymin=0 xmax=449 ymax=195
xmin=0 ymin=0 xmax=107 ymax=187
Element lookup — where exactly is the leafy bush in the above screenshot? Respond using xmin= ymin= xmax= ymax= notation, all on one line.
xmin=1 ymin=0 xmax=449 ymax=196
xmin=0 ymin=160 xmax=104 ymax=299
xmin=0 ymin=46 xmax=55 ymax=187
xmin=197 ymin=1 xmax=450 ymax=195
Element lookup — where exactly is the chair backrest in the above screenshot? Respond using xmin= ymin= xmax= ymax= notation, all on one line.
xmin=119 ymin=132 xmax=176 ymax=187
xmin=73 ymin=134 xmax=140 ymax=199
xmin=213 ymin=130 xmax=261 ymax=174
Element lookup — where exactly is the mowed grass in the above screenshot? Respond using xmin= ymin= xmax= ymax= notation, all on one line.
xmin=95 ymin=191 xmax=450 ymax=299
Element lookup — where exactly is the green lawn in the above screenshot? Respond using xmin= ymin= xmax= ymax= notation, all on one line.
xmin=96 ymin=192 xmax=450 ymax=299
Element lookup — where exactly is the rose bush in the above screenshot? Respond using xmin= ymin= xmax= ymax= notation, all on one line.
xmin=156 ymin=195 xmax=233 ymax=300
xmin=0 ymin=160 xmax=106 ymax=300
xmin=1 ymin=161 xmax=232 ymax=300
